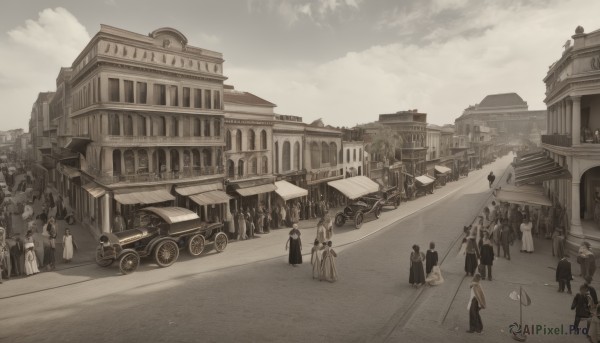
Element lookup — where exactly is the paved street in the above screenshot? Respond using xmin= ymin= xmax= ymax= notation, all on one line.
xmin=1 ymin=154 xmax=585 ymax=343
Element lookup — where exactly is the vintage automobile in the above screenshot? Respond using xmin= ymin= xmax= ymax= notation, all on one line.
xmin=96 ymin=207 xmax=228 ymax=275
xmin=376 ymin=186 xmax=402 ymax=209
xmin=334 ymin=198 xmax=384 ymax=229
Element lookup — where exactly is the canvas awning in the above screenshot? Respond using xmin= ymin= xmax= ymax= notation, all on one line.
xmin=175 ymin=182 xmax=222 ymax=196
xmin=114 ymin=187 xmax=175 ymax=205
xmin=82 ymin=182 xmax=106 ymax=198
xmin=64 ymin=137 xmax=92 ymax=155
xmin=189 ymin=190 xmax=232 ymax=206
xmin=327 ymin=176 xmax=380 ymax=199
xmin=274 ymin=180 xmax=308 ymax=201
xmin=139 ymin=207 xmax=199 ymax=224
xmin=235 ymin=183 xmax=277 ymax=197
xmin=495 ymin=185 xmax=552 ymax=207
xmin=59 ymin=165 xmax=81 ymax=179
xmin=415 ymin=175 xmax=435 ymax=186
xmin=434 ymin=165 xmax=451 ymax=174
xmin=514 ymin=155 xmax=571 ymax=186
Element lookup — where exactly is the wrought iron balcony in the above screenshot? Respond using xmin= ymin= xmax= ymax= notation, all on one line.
xmin=86 ymin=166 xmax=224 ymax=185
xmin=541 ymin=134 xmax=572 ymax=147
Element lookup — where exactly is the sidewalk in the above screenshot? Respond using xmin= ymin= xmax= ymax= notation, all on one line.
xmin=0 ymin=155 xmax=512 ymax=299
xmin=391 ymin=175 xmax=591 ymax=342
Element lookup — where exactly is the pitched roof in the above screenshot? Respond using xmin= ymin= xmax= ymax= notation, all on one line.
xmin=478 ymin=93 xmax=526 ymax=108
xmin=224 ymin=90 xmax=276 ymax=107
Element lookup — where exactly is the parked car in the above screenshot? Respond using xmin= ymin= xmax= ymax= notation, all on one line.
xmin=334 ymin=197 xmax=384 ymax=229
xmin=96 ymin=207 xmax=228 ymax=275
xmin=363 ymin=186 xmax=402 ymax=209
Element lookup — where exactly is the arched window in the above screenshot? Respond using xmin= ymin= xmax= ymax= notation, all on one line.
xmin=214 ymin=119 xmax=221 ymax=136
xmin=238 ymin=159 xmax=244 ymax=177
xmin=353 ymin=149 xmax=356 ymax=162
xmin=155 ymin=149 xmax=166 ymax=173
xmin=329 ymin=142 xmax=337 ymax=166
xmin=262 ymin=156 xmax=268 ymax=174
xmin=236 ymin=130 xmax=242 ymax=151
xmin=294 ymin=141 xmax=300 ymax=170
xmin=170 ymin=149 xmax=179 ymax=171
xmin=359 ymin=148 xmax=362 ymax=161
xmin=311 ymin=142 xmax=320 ymax=169
xmin=158 ymin=116 xmax=166 ymax=136
xmin=138 ymin=116 xmax=147 ymax=136
xmin=261 ymin=130 xmax=267 ymax=150
xmin=216 ymin=148 xmax=222 ymax=172
xmin=227 ymin=159 xmax=235 ymax=178
xmin=274 ymin=141 xmax=279 ymax=174
xmin=202 ymin=148 xmax=212 ymax=167
xmin=194 ymin=118 xmax=201 ymax=136
xmin=282 ymin=141 xmax=291 ymax=172
xmin=171 ymin=117 xmax=179 ymax=137
xmin=109 ymin=113 xmax=120 ymax=135
xmin=358 ymin=166 xmax=362 ymax=176
xmin=204 ymin=119 xmax=210 ymax=136
xmin=321 ymin=142 xmax=330 ymax=163
xmin=183 ymin=150 xmax=191 ymax=176
xmin=192 ymin=149 xmax=200 ymax=170
xmin=113 ymin=150 xmax=121 ymax=175
xmin=248 ymin=130 xmax=256 ymax=150
xmin=124 ymin=150 xmax=134 ymax=174
xmin=137 ymin=149 xmax=148 ymax=173
xmin=346 ymin=149 xmax=350 ymax=163
xmin=250 ymin=157 xmax=257 ymax=175
xmin=124 ymin=115 xmax=133 ymax=136
xmin=226 ymin=130 xmax=232 ymax=151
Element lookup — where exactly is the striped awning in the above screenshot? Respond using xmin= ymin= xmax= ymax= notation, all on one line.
xmin=327 ymin=176 xmax=380 ymax=199
xmin=274 ymin=180 xmax=308 ymax=201
xmin=514 ymin=154 xmax=571 ymax=186
xmin=235 ymin=183 xmax=277 ymax=197
xmin=189 ymin=190 xmax=232 ymax=206
xmin=82 ymin=182 xmax=106 ymax=198
xmin=175 ymin=182 xmax=222 ymax=196
xmin=114 ymin=187 xmax=175 ymax=205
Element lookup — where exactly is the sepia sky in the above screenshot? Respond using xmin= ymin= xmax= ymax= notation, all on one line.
xmin=1 ymin=0 xmax=600 ymax=131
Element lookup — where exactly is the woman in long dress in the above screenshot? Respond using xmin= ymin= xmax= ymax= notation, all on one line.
xmin=409 ymin=244 xmax=426 ymax=287
xmin=316 ymin=219 xmax=326 ymax=245
xmin=310 ymin=239 xmax=322 ymax=279
xmin=285 ymin=224 xmax=302 ymax=266
xmin=23 ymin=230 xmax=39 ymax=276
xmin=320 ymin=241 xmax=338 ymax=282
xmin=520 ymin=217 xmax=534 ymax=253
xmin=62 ymin=228 xmax=76 ymax=263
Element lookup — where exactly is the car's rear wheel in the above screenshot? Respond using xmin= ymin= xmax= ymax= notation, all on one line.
xmin=335 ymin=213 xmax=346 ymax=227
xmin=355 ymin=212 xmax=364 ymax=229
xmin=375 ymin=206 xmax=382 ymax=219
xmin=154 ymin=240 xmax=179 ymax=268
xmin=214 ymin=232 xmax=228 ymax=253
xmin=188 ymin=234 xmax=205 ymax=256
xmin=119 ymin=252 xmax=139 ymax=275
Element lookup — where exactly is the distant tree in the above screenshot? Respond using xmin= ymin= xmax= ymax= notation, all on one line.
xmin=369 ymin=125 xmax=403 ymax=163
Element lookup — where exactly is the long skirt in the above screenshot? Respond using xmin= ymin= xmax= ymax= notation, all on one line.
xmin=469 ymin=298 xmax=483 ymax=332
xmin=288 ymin=238 xmax=302 ymax=265
xmin=321 ymin=254 xmax=338 ymax=282
xmin=465 ymin=253 xmax=478 ymax=275
xmin=409 ymin=261 xmax=426 ymax=285
xmin=311 ymin=251 xmax=322 ymax=279
xmin=24 ymin=250 xmax=39 ymax=275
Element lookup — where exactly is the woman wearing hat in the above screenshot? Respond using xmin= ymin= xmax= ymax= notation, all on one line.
xmin=520 ymin=216 xmax=534 ymax=253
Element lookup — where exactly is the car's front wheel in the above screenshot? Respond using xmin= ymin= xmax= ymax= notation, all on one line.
xmin=335 ymin=213 xmax=346 ymax=227
xmin=154 ymin=240 xmax=179 ymax=268
xmin=355 ymin=212 xmax=364 ymax=229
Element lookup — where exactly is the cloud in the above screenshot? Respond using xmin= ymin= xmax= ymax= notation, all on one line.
xmin=0 ymin=7 xmax=90 ymax=129
xmin=227 ymin=0 xmax=600 ymax=127
xmin=247 ymin=0 xmax=362 ymax=26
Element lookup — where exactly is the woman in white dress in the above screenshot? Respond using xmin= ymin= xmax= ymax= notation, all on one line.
xmin=23 ymin=230 xmax=39 ymax=276
xmin=62 ymin=228 xmax=77 ymax=262
xmin=320 ymin=241 xmax=338 ymax=282
xmin=520 ymin=217 xmax=534 ymax=253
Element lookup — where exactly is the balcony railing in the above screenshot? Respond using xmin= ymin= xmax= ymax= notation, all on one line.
xmin=541 ymin=134 xmax=572 ymax=147
xmin=101 ymin=135 xmax=223 ymax=146
xmin=86 ymin=166 xmax=224 ymax=185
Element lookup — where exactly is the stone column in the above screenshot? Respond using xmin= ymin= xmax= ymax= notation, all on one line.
xmin=561 ymin=100 xmax=566 ymax=134
xmin=572 ymin=96 xmax=581 ymax=146
xmin=570 ymin=181 xmax=584 ymax=238
xmin=102 ymin=193 xmax=111 ymax=233
xmin=566 ymin=99 xmax=572 ymax=134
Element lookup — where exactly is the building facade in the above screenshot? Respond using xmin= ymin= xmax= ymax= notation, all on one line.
xmin=542 ymin=25 xmax=600 ymax=247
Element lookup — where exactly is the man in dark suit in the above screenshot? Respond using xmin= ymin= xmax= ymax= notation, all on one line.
xmin=556 ymin=256 xmax=573 ymax=294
